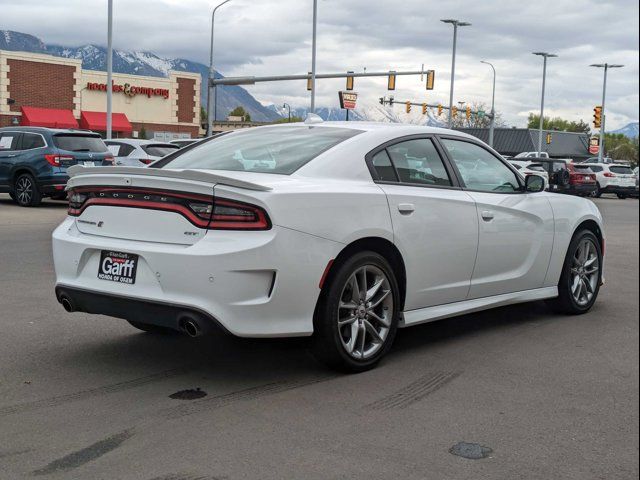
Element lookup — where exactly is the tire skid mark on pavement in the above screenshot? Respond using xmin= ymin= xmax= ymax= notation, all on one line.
xmin=163 ymin=375 xmax=337 ymax=419
xmin=32 ymin=429 xmax=132 ymax=476
xmin=146 ymin=474 xmax=227 ymax=480
xmin=0 ymin=366 xmax=191 ymax=418
xmin=367 ymin=371 xmax=461 ymax=411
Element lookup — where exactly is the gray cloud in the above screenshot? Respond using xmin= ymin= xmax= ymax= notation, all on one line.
xmin=1 ymin=0 xmax=638 ymax=127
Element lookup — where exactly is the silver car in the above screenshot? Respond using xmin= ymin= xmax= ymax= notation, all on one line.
xmin=104 ymin=139 xmax=180 ymax=167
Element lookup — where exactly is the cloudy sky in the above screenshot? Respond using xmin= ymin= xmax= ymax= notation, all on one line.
xmin=1 ymin=0 xmax=638 ymax=128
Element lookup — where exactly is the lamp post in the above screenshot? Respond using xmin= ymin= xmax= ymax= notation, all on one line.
xmin=207 ymin=0 xmax=233 ymax=137
xmin=441 ymin=19 xmax=471 ymax=128
xmin=590 ymin=63 xmax=624 ymax=162
xmin=282 ymin=103 xmax=291 ymax=122
xmin=480 ymin=60 xmax=496 ymax=147
xmin=532 ymin=52 xmax=557 ymax=155
xmin=106 ymin=0 xmax=113 ymax=139
xmin=310 ymin=0 xmax=318 ymax=113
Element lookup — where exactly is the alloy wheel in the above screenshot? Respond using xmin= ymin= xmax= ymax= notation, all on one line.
xmin=16 ymin=177 xmax=33 ymax=205
xmin=337 ymin=265 xmax=393 ymax=360
xmin=570 ymin=238 xmax=600 ymax=306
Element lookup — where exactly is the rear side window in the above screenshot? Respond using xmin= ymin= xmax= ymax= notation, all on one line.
xmin=21 ymin=133 xmax=46 ymax=150
xmin=0 ymin=132 xmax=20 ymax=150
xmin=610 ymin=166 xmax=633 ymax=175
xmin=141 ymin=144 xmax=180 ymax=157
xmin=371 ymin=150 xmax=398 ymax=182
xmin=386 ymin=139 xmax=451 ymax=186
xmin=54 ymin=134 xmax=108 ymax=153
xmin=106 ymin=143 xmax=135 ymax=157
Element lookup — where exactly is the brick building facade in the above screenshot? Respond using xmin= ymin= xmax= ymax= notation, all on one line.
xmin=0 ymin=50 xmax=201 ymax=139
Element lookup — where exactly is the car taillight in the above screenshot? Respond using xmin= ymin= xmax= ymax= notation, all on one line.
xmin=104 ymin=155 xmax=115 ymax=165
xmin=66 ymin=187 xmax=270 ymax=230
xmin=603 ymin=172 xmax=616 ymax=177
xmin=139 ymin=159 xmax=154 ymax=165
xmin=45 ymin=154 xmax=74 ymax=167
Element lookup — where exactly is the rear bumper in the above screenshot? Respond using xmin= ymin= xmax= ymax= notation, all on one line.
xmin=52 ymin=217 xmax=342 ymax=337
xmin=566 ymin=184 xmax=597 ymax=195
xmin=600 ymin=185 xmax=636 ymax=195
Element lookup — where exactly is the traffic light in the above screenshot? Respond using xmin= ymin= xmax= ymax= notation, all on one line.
xmin=425 ymin=70 xmax=435 ymax=90
xmin=422 ymin=103 xmax=427 ymax=115
xmin=405 ymin=101 xmax=411 ymax=114
xmin=593 ymin=106 xmax=602 ymax=129
xmin=546 ymin=133 xmax=553 ymax=145
xmin=346 ymin=71 xmax=354 ymax=91
xmin=307 ymin=72 xmax=312 ymax=91
xmin=452 ymin=106 xmax=458 ymax=118
xmin=466 ymin=105 xmax=471 ymax=120
xmin=437 ymin=104 xmax=443 ymax=116
xmin=387 ymin=71 xmax=396 ymax=91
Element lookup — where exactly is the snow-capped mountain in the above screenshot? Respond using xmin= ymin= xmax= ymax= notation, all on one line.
xmin=0 ymin=30 xmax=280 ymax=122
xmin=268 ymin=100 xmax=447 ymax=126
xmin=610 ymin=122 xmax=639 ymax=138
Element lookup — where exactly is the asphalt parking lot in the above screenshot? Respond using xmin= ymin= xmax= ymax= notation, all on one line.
xmin=0 ymin=194 xmax=637 ymax=480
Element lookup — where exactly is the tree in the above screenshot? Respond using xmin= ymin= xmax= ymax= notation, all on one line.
xmin=228 ymin=106 xmax=251 ymax=122
xmin=526 ymin=114 xmax=591 ymax=134
xmin=449 ymin=102 xmax=506 ymax=128
xmin=604 ymin=133 xmax=639 ymax=165
xmin=138 ymin=124 xmax=147 ymax=140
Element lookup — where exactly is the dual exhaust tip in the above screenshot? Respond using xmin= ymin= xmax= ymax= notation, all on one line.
xmin=59 ymin=294 xmax=204 ymax=338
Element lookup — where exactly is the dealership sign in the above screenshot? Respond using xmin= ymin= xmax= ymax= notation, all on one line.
xmin=339 ymin=91 xmax=358 ymax=110
xmin=87 ymin=82 xmax=170 ymax=99
xmin=589 ymin=136 xmax=600 ymax=155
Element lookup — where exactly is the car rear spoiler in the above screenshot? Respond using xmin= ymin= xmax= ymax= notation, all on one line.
xmin=66 ymin=165 xmax=272 ymax=192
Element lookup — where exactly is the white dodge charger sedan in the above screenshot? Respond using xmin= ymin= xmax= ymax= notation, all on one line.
xmin=53 ymin=118 xmax=605 ymax=371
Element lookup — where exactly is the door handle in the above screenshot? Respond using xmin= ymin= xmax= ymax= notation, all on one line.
xmin=398 ymin=203 xmax=415 ymax=214
xmin=481 ymin=210 xmax=494 ymax=221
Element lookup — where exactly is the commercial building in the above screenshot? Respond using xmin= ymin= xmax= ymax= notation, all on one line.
xmin=457 ymin=127 xmax=591 ymax=160
xmin=0 ymin=49 xmax=201 ymax=140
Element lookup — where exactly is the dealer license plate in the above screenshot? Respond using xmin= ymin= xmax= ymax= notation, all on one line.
xmin=97 ymin=250 xmax=138 ymax=284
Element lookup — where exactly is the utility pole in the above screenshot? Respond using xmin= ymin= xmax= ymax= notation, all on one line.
xmin=590 ymin=63 xmax=624 ymax=161
xmin=481 ymin=60 xmax=496 ymax=147
xmin=207 ymin=0 xmax=233 ymax=136
xmin=310 ymin=0 xmax=318 ymax=113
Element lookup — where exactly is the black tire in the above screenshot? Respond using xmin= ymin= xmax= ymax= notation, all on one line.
xmin=311 ymin=251 xmax=401 ymax=372
xmin=127 ymin=320 xmax=177 ymax=334
xmin=14 ymin=173 xmax=42 ymax=207
xmin=547 ymin=229 xmax=602 ymax=315
xmin=590 ymin=183 xmax=602 ymax=198
xmin=617 ymin=193 xmax=627 ymax=199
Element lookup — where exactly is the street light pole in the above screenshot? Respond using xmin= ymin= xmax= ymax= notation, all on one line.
xmin=590 ymin=63 xmax=624 ymax=162
xmin=106 ymin=0 xmax=113 ymax=139
xmin=533 ymin=52 xmax=557 ymax=155
xmin=310 ymin=0 xmax=318 ymax=113
xmin=481 ymin=60 xmax=496 ymax=147
xmin=283 ymin=103 xmax=291 ymax=122
xmin=441 ymin=19 xmax=471 ymax=129
xmin=207 ymin=0 xmax=233 ymax=137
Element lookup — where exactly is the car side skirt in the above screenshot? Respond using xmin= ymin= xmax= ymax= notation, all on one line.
xmin=401 ymin=287 xmax=558 ymax=327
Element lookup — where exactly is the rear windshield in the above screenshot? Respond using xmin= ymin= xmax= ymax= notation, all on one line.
xmin=53 ymin=134 xmax=108 ymax=153
xmin=141 ymin=144 xmax=180 ymax=157
xmin=572 ymin=165 xmax=592 ymax=172
xmin=159 ymin=126 xmax=362 ymax=174
xmin=610 ymin=166 xmax=633 ymax=175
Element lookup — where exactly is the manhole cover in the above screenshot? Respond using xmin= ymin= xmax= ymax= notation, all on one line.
xmin=449 ymin=442 xmax=492 ymax=459
xmin=169 ymin=388 xmax=207 ymax=400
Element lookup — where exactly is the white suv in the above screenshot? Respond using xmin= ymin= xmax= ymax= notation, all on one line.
xmin=582 ymin=163 xmax=637 ymax=199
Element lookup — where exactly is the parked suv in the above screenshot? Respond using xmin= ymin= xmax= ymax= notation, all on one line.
xmin=534 ymin=158 xmax=597 ymax=196
xmin=104 ymin=139 xmax=180 ymax=167
xmin=583 ymin=163 xmax=637 ymax=199
xmin=0 ymin=127 xmax=114 ymax=206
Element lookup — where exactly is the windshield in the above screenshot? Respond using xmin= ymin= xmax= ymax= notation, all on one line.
xmin=53 ymin=134 xmax=108 ymax=152
xmin=159 ymin=126 xmax=362 ymax=174
xmin=142 ymin=144 xmax=180 ymax=157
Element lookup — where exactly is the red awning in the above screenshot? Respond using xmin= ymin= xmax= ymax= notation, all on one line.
xmin=79 ymin=111 xmax=132 ymax=133
xmin=20 ymin=106 xmax=79 ymax=129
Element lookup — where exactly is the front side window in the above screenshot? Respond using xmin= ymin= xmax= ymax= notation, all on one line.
xmin=385 ymin=139 xmax=451 ymax=186
xmin=441 ymin=138 xmax=521 ymax=193
xmin=21 ymin=133 xmax=45 ymax=150
xmin=160 ymin=126 xmax=362 ymax=174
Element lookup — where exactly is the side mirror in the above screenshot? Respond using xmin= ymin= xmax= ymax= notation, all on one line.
xmin=525 ymin=174 xmax=545 ymax=193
